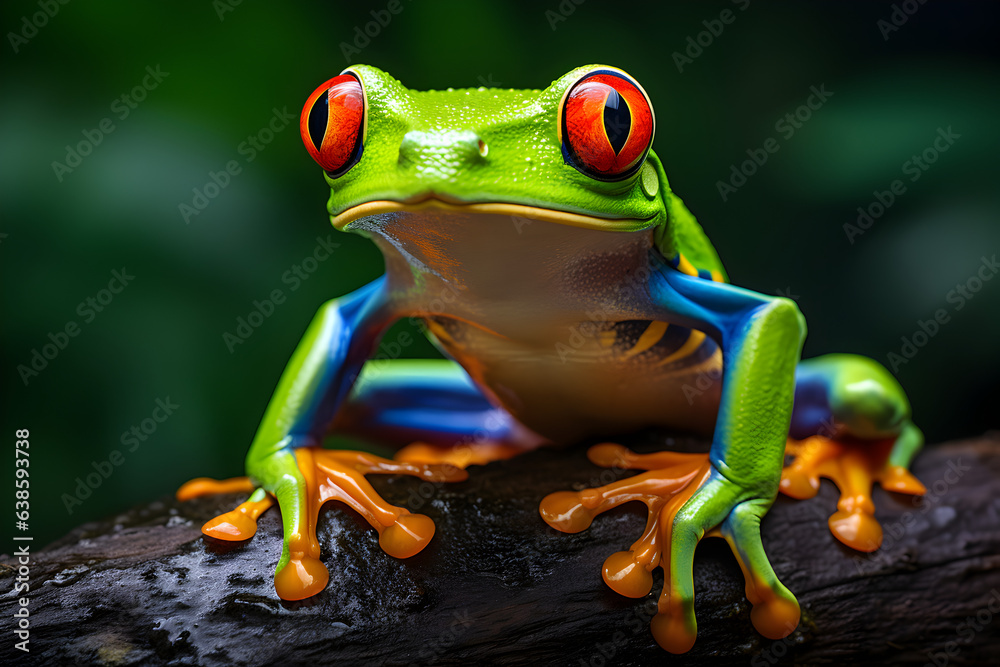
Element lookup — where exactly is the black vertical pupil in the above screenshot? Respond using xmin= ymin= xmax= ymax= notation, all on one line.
xmin=603 ymin=88 xmax=631 ymax=155
xmin=307 ymin=92 xmax=329 ymax=150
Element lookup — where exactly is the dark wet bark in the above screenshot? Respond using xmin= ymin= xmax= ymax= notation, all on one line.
xmin=3 ymin=432 xmax=999 ymax=666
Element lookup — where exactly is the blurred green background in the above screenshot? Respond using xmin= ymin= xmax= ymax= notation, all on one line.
xmin=2 ymin=1 xmax=998 ymax=548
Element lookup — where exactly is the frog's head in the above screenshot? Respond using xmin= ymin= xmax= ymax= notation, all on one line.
xmin=299 ymin=64 xmax=671 ymax=235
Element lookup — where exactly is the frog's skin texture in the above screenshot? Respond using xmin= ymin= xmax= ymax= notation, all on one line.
xmin=178 ymin=65 xmax=925 ymax=653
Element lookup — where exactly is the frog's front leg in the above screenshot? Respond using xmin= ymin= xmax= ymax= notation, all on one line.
xmin=647 ymin=266 xmax=807 ymax=652
xmin=178 ymin=277 xmax=466 ymax=600
xmin=542 ymin=258 xmax=806 ymax=653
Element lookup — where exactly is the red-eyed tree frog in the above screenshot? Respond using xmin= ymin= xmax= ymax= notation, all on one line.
xmin=179 ymin=65 xmax=926 ymax=653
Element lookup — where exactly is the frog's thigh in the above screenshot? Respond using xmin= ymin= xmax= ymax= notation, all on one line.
xmin=330 ymin=359 xmax=540 ymax=449
xmin=791 ymin=354 xmax=908 ymax=439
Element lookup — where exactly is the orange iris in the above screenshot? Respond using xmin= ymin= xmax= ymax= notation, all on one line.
xmin=562 ymin=71 xmax=654 ymax=180
xmin=300 ymin=73 xmax=365 ymax=175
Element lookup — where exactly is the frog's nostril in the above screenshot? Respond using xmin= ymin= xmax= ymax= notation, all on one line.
xmin=398 ymin=130 xmax=488 ymax=170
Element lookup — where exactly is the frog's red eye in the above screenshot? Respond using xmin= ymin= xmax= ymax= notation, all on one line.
xmin=300 ymin=73 xmax=365 ymax=177
xmin=560 ymin=70 xmax=654 ymax=181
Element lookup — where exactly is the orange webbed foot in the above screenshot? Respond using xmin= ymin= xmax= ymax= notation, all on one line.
xmin=540 ymin=444 xmax=714 ymax=637
xmin=539 ymin=443 xmax=710 ymax=543
xmin=541 ymin=443 xmax=802 ymax=653
xmin=176 ymin=446 xmax=470 ymax=602
xmin=781 ymin=435 xmax=926 ymax=551
xmin=291 ymin=447 xmax=469 ymax=566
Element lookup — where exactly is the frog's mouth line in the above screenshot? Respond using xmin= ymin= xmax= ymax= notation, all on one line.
xmin=332 ymin=195 xmax=658 ymax=232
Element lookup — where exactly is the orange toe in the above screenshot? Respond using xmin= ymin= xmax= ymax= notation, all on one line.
xmin=394 ymin=441 xmax=522 ymax=469
xmin=274 ymin=555 xmax=330 ymax=601
xmin=586 ymin=442 xmax=631 ymax=467
xmin=378 ymin=513 xmax=436 ymax=559
xmin=199 ymin=491 xmax=275 ymax=541
xmin=779 ymin=468 xmax=820 ymax=499
xmin=176 ymin=476 xmax=254 ymax=501
xmin=602 ymin=551 xmax=653 ymax=598
xmin=538 ymin=491 xmax=596 ymax=533
xmin=750 ymin=591 xmax=801 ymax=640
xmin=829 ymin=509 xmax=883 ymax=552
xmin=882 ymin=465 xmax=927 ymax=495
xmin=650 ymin=607 xmax=697 ymax=655
xmin=202 ymin=509 xmax=259 ymax=541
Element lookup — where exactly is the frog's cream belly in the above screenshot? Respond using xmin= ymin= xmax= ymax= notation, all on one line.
xmin=356 ymin=208 xmax=725 ymax=442
xmin=423 ymin=315 xmax=723 ymax=443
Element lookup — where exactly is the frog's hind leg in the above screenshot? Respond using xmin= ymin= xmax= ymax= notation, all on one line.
xmin=331 ymin=359 xmax=547 ymax=468
xmin=782 ymin=354 xmax=926 ymax=551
